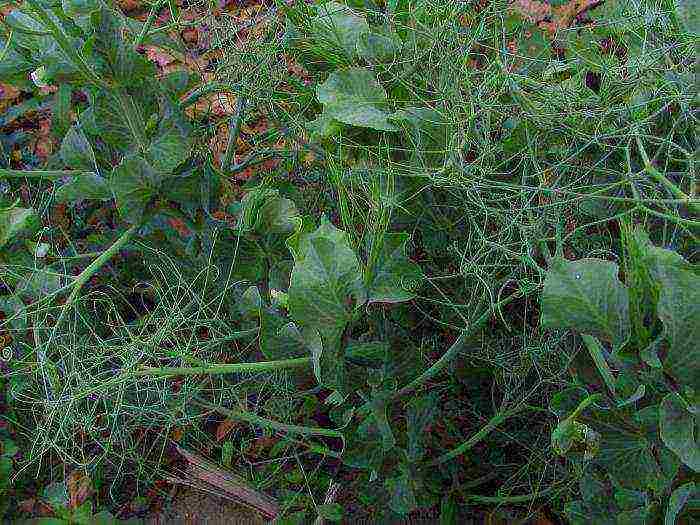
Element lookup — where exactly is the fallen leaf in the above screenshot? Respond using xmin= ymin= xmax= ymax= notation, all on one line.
xmin=145 ymin=46 xmax=178 ymax=68
xmin=66 ymin=470 xmax=93 ymax=510
xmin=216 ymin=419 xmax=238 ymax=442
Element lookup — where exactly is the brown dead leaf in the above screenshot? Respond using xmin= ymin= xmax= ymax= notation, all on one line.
xmin=32 ymin=118 xmax=54 ymax=162
xmin=115 ymin=0 xmax=140 ymax=12
xmin=186 ymin=91 xmax=238 ymax=119
xmin=510 ymin=0 xmax=602 ymax=33
xmin=216 ymin=419 xmax=238 ymax=442
xmin=67 ymin=470 xmax=93 ymax=510
xmin=167 ymin=217 xmax=191 ymax=237
xmin=145 ymin=46 xmax=178 ymax=68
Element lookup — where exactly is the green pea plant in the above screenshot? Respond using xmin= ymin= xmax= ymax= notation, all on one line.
xmin=540 ymin=225 xmax=699 ymax=523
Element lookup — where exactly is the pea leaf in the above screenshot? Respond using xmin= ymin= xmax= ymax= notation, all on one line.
xmin=287 ymin=217 xmax=366 ymax=390
xmin=0 ymin=295 xmax=27 ymax=332
xmin=384 ymin=463 xmax=418 ymax=516
xmin=0 ymin=206 xmax=39 ymax=250
xmin=357 ymin=31 xmax=401 ymax=62
xmin=93 ymin=90 xmax=149 ymax=153
xmin=59 ymin=125 xmax=96 ymax=170
xmin=55 ymin=173 xmax=113 ymax=203
xmin=146 ymin=100 xmax=193 ymax=174
xmin=666 ymin=482 xmax=698 ymax=525
xmin=660 ymin=394 xmax=700 ymax=472
xmin=366 ymin=233 xmax=422 ymax=304
xmin=644 ymin=247 xmax=700 ymax=390
xmin=310 ymin=1 xmax=369 ymax=60
xmin=406 ymin=393 xmax=437 ymax=462
xmin=317 ymin=68 xmax=397 ymax=132
xmin=109 ymin=156 xmax=158 ymax=224
xmin=594 ymin=416 xmax=680 ymax=493
xmin=317 ymin=503 xmax=343 ymax=522
xmin=541 ymin=258 xmax=630 ymax=350
xmin=89 ymin=7 xmax=154 ymax=84
xmin=390 ymin=107 xmax=452 ymax=169
xmin=287 ymin=217 xmax=366 ymax=334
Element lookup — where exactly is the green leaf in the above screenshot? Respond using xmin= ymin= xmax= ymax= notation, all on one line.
xmin=541 ymin=258 xmax=630 ymax=350
xmin=59 ymin=125 xmax=96 ymax=170
xmin=16 ymin=268 xmax=64 ymax=302
xmin=146 ymin=100 xmax=193 ymax=174
xmin=287 ymin=217 xmax=366 ymax=334
xmin=316 ymin=68 xmax=397 ymax=132
xmin=109 ymin=156 xmax=158 ymax=224
xmin=287 ymin=217 xmax=366 ymax=390
xmin=366 ymin=232 xmax=422 ymax=304
xmin=306 ymin=111 xmax=344 ymax=139
xmin=316 ymin=503 xmax=343 ymax=522
xmin=676 ymin=0 xmax=698 ymax=35
xmin=0 ymin=206 xmax=39 ymax=250
xmin=384 ymin=463 xmax=418 ymax=516
xmin=659 ymin=393 xmax=700 ymax=472
xmin=0 ymin=295 xmax=27 ymax=332
xmin=644 ymin=247 xmax=700 ymax=390
xmin=89 ymin=7 xmax=154 ymax=83
xmin=390 ymin=107 xmax=452 ymax=169
xmin=55 ymin=173 xmax=112 ymax=203
xmin=357 ymin=31 xmax=401 ymax=62
xmin=238 ymin=187 xmax=300 ymax=235
xmin=345 ymin=341 xmax=388 ymax=368
xmin=666 ymin=482 xmax=698 ymax=525
xmin=595 ymin=420 xmax=679 ymax=492
xmin=406 ymin=393 xmax=437 ymax=462
xmin=93 ymin=89 xmax=149 ymax=153
xmin=259 ymin=308 xmax=306 ymax=360
xmin=310 ymin=1 xmax=369 ymax=60
xmin=62 ymin=0 xmax=100 ymax=17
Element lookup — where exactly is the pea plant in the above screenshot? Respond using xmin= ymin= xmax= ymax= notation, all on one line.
xmin=541 ymin=227 xmax=699 ymax=523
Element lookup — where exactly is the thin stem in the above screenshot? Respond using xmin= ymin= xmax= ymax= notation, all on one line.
xmin=46 ymin=225 xmax=138 ymax=342
xmin=635 ymin=134 xmax=699 ymax=214
xmin=0 ymin=169 xmax=94 ymax=180
xmin=222 ymin=97 xmax=247 ymax=173
xmin=133 ymin=0 xmax=165 ymax=50
xmin=392 ymin=291 xmax=527 ymax=400
xmin=422 ymin=404 xmax=526 ymax=468
xmin=180 ymin=82 xmax=238 ymax=109
xmin=196 ymin=399 xmax=344 ymax=440
xmin=70 ymin=358 xmax=311 ymax=402
xmin=462 ymin=483 xmax=562 ymax=504
xmin=134 ymin=357 xmax=311 ymax=378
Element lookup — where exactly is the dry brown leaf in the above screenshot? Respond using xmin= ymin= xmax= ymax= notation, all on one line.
xmin=216 ymin=418 xmax=238 ymax=442
xmin=145 ymin=46 xmax=178 ymax=68
xmin=67 ymin=470 xmax=93 ymax=510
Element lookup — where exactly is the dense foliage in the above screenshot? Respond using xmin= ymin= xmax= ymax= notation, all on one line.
xmin=0 ymin=0 xmax=697 ymax=522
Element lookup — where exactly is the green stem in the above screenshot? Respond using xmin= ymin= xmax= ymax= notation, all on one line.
xmin=73 ymin=358 xmax=311 ymax=402
xmin=423 ymin=405 xmax=526 ymax=468
xmin=24 ymin=0 xmax=105 ymax=87
xmin=581 ymin=335 xmax=616 ymax=397
xmin=222 ymin=97 xmax=247 ymax=173
xmin=133 ymin=0 xmax=165 ymax=50
xmin=0 ymin=169 xmax=94 ymax=180
xmin=197 ymin=399 xmax=344 ymax=440
xmin=635 ymin=135 xmax=699 ymax=214
xmin=462 ymin=484 xmax=561 ymax=504
xmin=63 ymin=225 xmax=138 ymax=308
xmin=393 ymin=292 xmax=527 ymax=399
xmin=180 ymin=82 xmax=238 ymax=109
xmin=134 ymin=357 xmax=311 ymax=378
